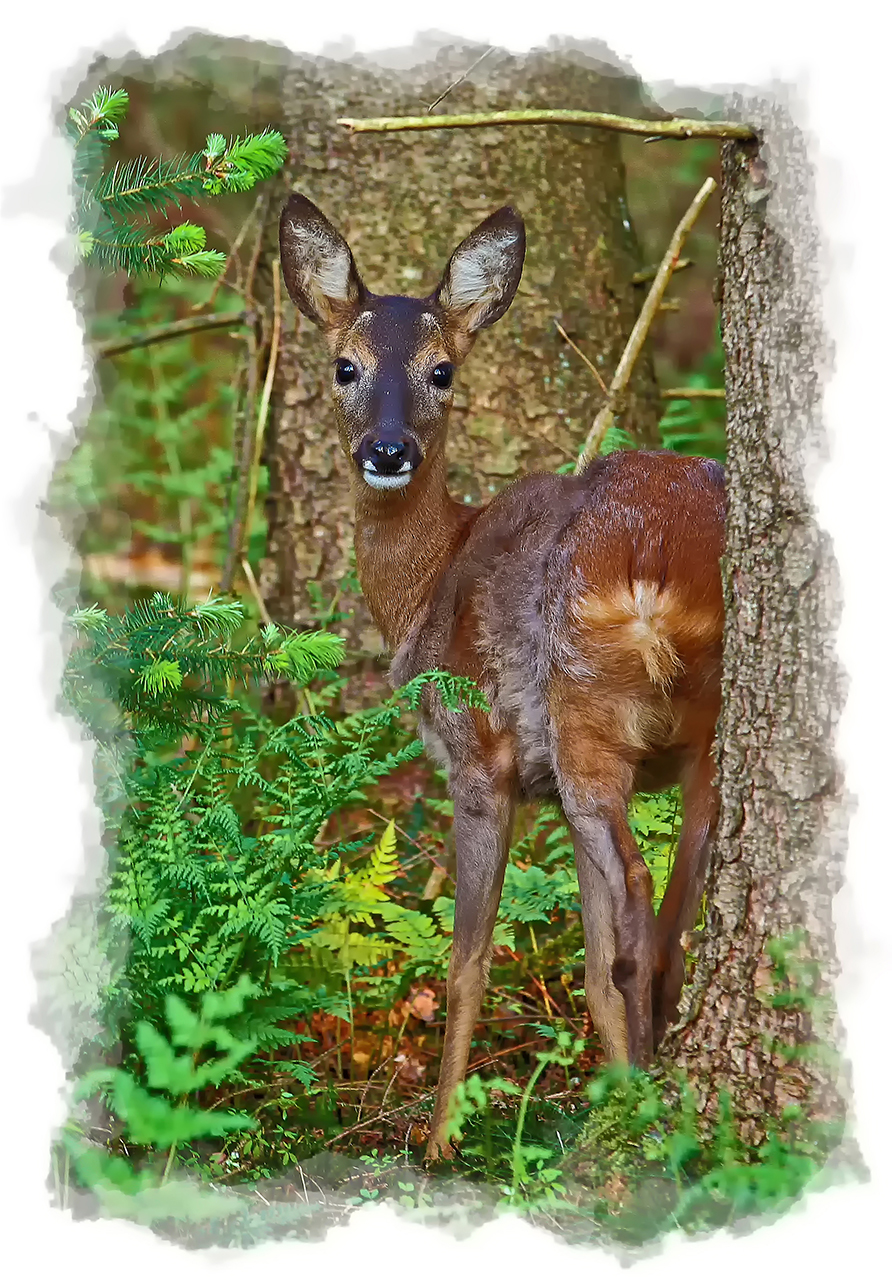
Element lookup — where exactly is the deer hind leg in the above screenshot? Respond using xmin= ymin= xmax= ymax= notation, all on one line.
xmin=574 ymin=843 xmax=628 ymax=1060
xmin=558 ymin=751 xmax=657 ymax=1066
xmin=652 ymin=743 xmax=718 ymax=1045
xmin=426 ymin=779 xmax=515 ymax=1161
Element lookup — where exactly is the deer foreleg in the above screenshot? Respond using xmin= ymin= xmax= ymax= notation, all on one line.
xmin=426 ymin=779 xmax=514 ymax=1161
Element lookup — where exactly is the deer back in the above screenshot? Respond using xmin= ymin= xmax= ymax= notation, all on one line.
xmin=391 ymin=451 xmax=726 ymax=799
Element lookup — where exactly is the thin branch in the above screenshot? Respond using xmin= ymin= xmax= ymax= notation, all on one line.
xmin=575 ymin=176 xmax=717 ymax=471
xmin=94 ymin=310 xmax=248 ymax=359
xmin=661 ymin=387 xmax=725 ymax=399
xmin=241 ymin=556 xmax=272 ymax=626
xmin=338 ymin=109 xmax=756 ymax=142
xmin=241 ymin=259 xmax=283 ymax=575
xmin=426 ymin=47 xmax=495 ymax=113
xmin=197 ymin=192 xmax=266 ymax=311
xmin=219 ymin=209 xmax=273 ymax=595
xmin=219 ymin=328 xmax=260 ymax=594
xmin=554 ymin=320 xmax=608 ymax=396
xmin=633 ymin=258 xmax=692 ymax=285
xmin=323 ymin=1038 xmax=546 ymax=1147
xmin=324 ymin=1089 xmax=437 ymax=1146
xmin=243 ymin=194 xmax=269 ymax=309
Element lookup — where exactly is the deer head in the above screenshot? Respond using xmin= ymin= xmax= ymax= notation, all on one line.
xmin=279 ymin=193 xmax=526 ymax=493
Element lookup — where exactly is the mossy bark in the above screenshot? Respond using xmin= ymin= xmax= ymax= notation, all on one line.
xmin=258 ymin=43 xmax=663 ymax=654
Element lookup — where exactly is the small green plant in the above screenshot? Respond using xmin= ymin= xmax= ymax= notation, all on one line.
xmin=657 ymin=322 xmax=726 ymax=460
xmin=434 ymin=938 xmax=848 ymax=1244
xmin=69 ymin=86 xmax=286 ymax=277
xmin=58 ymin=978 xmax=258 ymax=1223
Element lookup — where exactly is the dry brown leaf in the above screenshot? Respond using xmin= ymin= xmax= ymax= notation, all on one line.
xmin=410 ymin=987 xmax=439 ymax=1023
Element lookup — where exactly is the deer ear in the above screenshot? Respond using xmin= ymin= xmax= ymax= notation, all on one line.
xmin=279 ymin=193 xmax=365 ymax=330
xmin=434 ymin=206 xmax=525 ymax=337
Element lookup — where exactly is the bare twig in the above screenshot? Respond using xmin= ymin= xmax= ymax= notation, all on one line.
xmin=243 ymin=195 xmax=270 ymax=310
xmin=426 ymin=47 xmax=495 ymax=113
xmin=220 ymin=254 xmax=283 ymax=596
xmin=219 ymin=326 xmax=260 ymax=593
xmin=633 ymin=257 xmax=692 ymax=284
xmin=241 ymin=556 xmax=272 ymax=625
xmin=338 ymin=109 xmax=756 ymax=142
xmin=467 ymin=1039 xmax=544 ymax=1071
xmin=575 ymin=176 xmax=717 ymax=471
xmin=242 ymin=259 xmax=283 ymax=573
xmin=356 ymin=1055 xmax=399 ymax=1125
xmin=661 ymin=387 xmax=725 ymax=399
xmin=220 ymin=202 xmax=274 ymax=594
xmin=197 ymin=192 xmax=266 ymax=311
xmin=554 ymin=320 xmax=608 ymax=396
xmin=364 ymin=806 xmax=453 ymax=883
xmin=94 ymin=310 xmax=248 ymax=360
xmin=324 ymin=1090 xmax=437 ymax=1146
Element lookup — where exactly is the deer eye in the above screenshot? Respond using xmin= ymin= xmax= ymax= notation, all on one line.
xmin=431 ymin=363 xmax=453 ymax=389
xmin=335 ymin=358 xmax=357 ymax=385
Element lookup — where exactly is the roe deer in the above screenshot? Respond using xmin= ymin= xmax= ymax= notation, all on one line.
xmin=279 ymin=193 xmax=726 ymax=1160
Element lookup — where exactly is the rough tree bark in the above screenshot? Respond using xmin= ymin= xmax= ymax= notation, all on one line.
xmin=649 ymin=95 xmax=846 ymax=1149
xmin=258 ymin=41 xmax=663 ymax=655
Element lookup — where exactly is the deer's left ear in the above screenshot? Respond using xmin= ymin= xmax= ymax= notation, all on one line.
xmin=434 ymin=206 xmax=526 ymax=338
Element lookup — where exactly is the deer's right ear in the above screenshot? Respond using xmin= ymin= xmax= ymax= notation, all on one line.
xmin=279 ymin=194 xmax=365 ymax=330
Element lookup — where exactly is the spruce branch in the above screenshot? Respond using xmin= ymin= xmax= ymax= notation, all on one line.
xmin=68 ymin=85 xmax=286 ymax=281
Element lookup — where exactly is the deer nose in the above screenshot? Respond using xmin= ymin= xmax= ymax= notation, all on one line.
xmin=355 ymin=434 xmax=421 ymax=490
xmin=369 ymin=440 xmax=407 ymax=474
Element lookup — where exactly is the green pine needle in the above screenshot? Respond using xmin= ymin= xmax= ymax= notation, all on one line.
xmin=68 ymin=85 xmax=287 ymax=280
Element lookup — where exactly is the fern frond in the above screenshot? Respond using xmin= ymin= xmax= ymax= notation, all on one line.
xmin=367 ymin=820 xmax=399 ymax=887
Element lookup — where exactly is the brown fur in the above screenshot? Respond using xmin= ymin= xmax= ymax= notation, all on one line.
xmin=278 ymin=194 xmax=726 ymax=1160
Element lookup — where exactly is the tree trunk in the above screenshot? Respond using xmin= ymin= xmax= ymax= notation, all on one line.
xmin=656 ymin=96 xmax=846 ymax=1152
xmin=259 ymin=41 xmax=663 ymax=656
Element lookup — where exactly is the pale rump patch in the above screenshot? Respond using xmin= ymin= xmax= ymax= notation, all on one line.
xmin=614 ymin=695 xmax=678 ymax=752
xmin=573 ymin=580 xmax=683 ymax=693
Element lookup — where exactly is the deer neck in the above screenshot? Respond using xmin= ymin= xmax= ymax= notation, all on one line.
xmin=352 ymin=449 xmax=476 ymax=650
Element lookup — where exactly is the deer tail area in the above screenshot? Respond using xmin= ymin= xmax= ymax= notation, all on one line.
xmin=572 ymin=579 xmax=683 ymax=695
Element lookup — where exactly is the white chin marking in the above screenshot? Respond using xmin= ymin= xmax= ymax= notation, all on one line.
xmin=363 ymin=471 xmax=413 ymax=490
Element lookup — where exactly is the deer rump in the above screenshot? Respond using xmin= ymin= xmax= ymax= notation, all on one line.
xmin=391 ymin=450 xmax=727 ymax=801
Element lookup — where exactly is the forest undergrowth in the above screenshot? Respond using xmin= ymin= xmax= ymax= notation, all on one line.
xmin=42 ymin=82 xmax=850 ymax=1250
